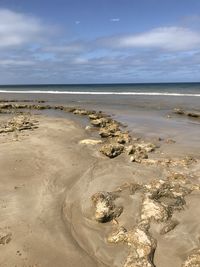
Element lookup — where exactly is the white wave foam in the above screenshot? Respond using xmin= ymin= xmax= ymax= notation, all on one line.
xmin=0 ymin=90 xmax=200 ymax=96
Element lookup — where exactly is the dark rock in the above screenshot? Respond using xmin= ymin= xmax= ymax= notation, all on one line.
xmin=100 ymin=143 xmax=124 ymax=158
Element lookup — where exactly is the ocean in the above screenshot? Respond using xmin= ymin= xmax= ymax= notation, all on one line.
xmin=0 ymin=82 xmax=200 ymax=96
xmin=0 ymin=81 xmax=199 ymax=154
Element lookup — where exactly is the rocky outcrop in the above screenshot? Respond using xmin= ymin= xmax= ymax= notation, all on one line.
xmin=91 ymin=191 xmax=123 ymax=223
xmin=126 ymin=142 xmax=156 ymax=163
xmin=0 ymin=115 xmax=38 ymax=134
xmin=91 ymin=172 xmax=200 ymax=267
xmin=114 ymin=131 xmax=131 ymax=144
xmin=90 ymin=118 xmax=111 ymax=127
xmin=182 ymin=249 xmax=200 ymax=267
xmin=174 ymin=108 xmax=200 ymax=118
xmin=130 ymin=148 xmax=148 ymax=163
xmin=108 ymin=226 xmax=156 ymax=267
xmin=140 ymin=196 xmax=170 ymax=223
xmin=100 ymin=143 xmax=124 ymax=158
xmin=99 ymin=123 xmax=120 ymax=137
xmin=73 ymin=109 xmax=91 ymax=115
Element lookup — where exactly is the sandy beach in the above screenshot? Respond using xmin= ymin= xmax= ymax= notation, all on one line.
xmin=0 ymin=99 xmax=200 ymax=267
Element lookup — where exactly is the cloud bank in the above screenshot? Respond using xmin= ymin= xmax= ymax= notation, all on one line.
xmin=103 ymin=27 xmax=200 ymax=51
xmin=0 ymin=8 xmax=200 ymax=83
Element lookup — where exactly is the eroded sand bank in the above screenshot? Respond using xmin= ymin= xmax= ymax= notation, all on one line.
xmin=0 ymin=102 xmax=199 ymax=267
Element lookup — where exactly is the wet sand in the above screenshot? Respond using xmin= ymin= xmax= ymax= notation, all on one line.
xmin=0 ymin=99 xmax=200 ymax=267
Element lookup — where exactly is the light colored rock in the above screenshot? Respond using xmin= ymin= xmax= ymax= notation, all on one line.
xmin=182 ymin=249 xmax=200 ymax=267
xmin=0 ymin=115 xmax=38 ymax=134
xmin=79 ymin=139 xmax=102 ymax=145
xmin=141 ymin=196 xmax=170 ymax=223
xmin=91 ymin=191 xmax=123 ymax=223
xmin=107 ymin=227 xmax=127 ymax=244
xmin=90 ymin=118 xmax=110 ymax=127
xmin=88 ymin=113 xmax=103 ymax=120
xmin=73 ymin=109 xmax=88 ymax=115
xmin=108 ymin=226 xmax=156 ymax=267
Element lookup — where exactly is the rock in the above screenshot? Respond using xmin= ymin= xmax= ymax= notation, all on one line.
xmin=141 ymin=196 xmax=170 ymax=223
xmin=126 ymin=145 xmax=135 ymax=155
xmin=100 ymin=143 xmax=124 ymax=158
xmin=0 ymin=103 xmax=13 ymax=109
xmin=129 ymin=143 xmax=156 ymax=163
xmin=63 ymin=107 xmax=76 ymax=113
xmin=130 ymin=148 xmax=148 ymax=163
xmin=91 ymin=192 xmax=123 ymax=223
xmin=91 ymin=118 xmax=111 ymax=127
xmin=174 ymin=108 xmax=185 ymax=115
xmin=73 ymin=109 xmax=88 ymax=115
xmin=79 ymin=139 xmax=102 ymax=145
xmin=173 ymin=108 xmax=200 ymax=118
xmin=135 ymin=143 xmax=156 ymax=153
xmin=114 ymin=131 xmax=131 ymax=144
xmin=187 ymin=112 xmax=200 ymax=118
xmin=108 ymin=226 xmax=156 ymax=267
xmin=99 ymin=124 xmax=119 ymax=138
xmin=107 ymin=226 xmax=127 ymax=244
xmin=182 ymin=249 xmax=200 ymax=267
xmin=88 ymin=113 xmax=104 ymax=120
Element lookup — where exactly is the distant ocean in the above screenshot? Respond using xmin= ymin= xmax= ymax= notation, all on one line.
xmin=0 ymin=83 xmax=200 ymax=96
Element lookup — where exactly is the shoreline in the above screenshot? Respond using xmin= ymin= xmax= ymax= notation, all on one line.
xmin=0 ymin=100 xmax=200 ymax=267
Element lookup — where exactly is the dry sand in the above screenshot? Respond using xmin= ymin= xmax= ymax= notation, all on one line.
xmin=0 ymin=107 xmax=200 ymax=267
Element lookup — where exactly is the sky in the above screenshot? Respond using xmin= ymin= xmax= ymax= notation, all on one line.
xmin=0 ymin=0 xmax=200 ymax=84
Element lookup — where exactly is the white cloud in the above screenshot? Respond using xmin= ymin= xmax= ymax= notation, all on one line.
xmin=110 ymin=18 xmax=120 ymax=22
xmin=113 ymin=27 xmax=200 ymax=51
xmin=0 ymin=9 xmax=44 ymax=48
xmin=75 ymin=21 xmax=80 ymax=25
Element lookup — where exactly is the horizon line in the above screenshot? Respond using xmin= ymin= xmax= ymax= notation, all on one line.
xmin=0 ymin=81 xmax=200 ymax=87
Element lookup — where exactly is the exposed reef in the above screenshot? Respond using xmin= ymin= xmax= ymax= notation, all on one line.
xmin=0 ymin=115 xmax=38 ymax=134
xmin=91 ymin=172 xmax=200 ymax=267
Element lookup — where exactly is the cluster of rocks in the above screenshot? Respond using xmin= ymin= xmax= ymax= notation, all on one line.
xmin=142 ymin=156 xmax=197 ymax=168
xmin=0 ymin=115 xmax=38 ymax=134
xmin=0 ymin=102 xmax=158 ymax=161
xmin=127 ymin=143 xmax=156 ymax=163
xmin=88 ymin=114 xmax=132 ymax=158
xmin=91 ymin=173 xmax=200 ymax=267
xmin=173 ymin=108 xmax=200 ymax=118
xmin=108 ymin=226 xmax=156 ymax=267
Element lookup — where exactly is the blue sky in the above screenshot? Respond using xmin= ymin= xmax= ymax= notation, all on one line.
xmin=0 ymin=0 xmax=200 ymax=84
